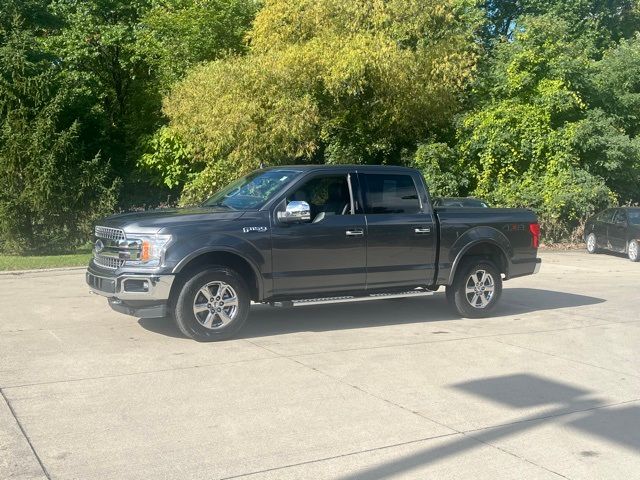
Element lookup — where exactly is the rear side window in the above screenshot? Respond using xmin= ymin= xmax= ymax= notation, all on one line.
xmin=363 ymin=174 xmax=421 ymax=214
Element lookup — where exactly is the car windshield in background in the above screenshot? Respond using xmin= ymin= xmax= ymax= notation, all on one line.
xmin=202 ymin=169 xmax=301 ymax=210
xmin=436 ymin=198 xmax=489 ymax=208
xmin=628 ymin=209 xmax=640 ymax=225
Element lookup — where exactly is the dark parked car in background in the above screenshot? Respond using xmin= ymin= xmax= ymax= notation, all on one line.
xmin=433 ymin=197 xmax=489 ymax=208
xmin=585 ymin=207 xmax=640 ymax=262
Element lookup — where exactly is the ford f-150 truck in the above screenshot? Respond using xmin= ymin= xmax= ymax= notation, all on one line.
xmin=87 ymin=165 xmax=541 ymax=341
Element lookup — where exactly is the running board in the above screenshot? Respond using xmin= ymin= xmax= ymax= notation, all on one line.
xmin=270 ymin=289 xmax=435 ymax=307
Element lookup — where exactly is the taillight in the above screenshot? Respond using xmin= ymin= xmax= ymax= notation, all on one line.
xmin=529 ymin=223 xmax=540 ymax=249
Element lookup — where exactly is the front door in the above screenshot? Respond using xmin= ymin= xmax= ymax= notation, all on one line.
xmin=271 ymin=172 xmax=366 ymax=296
xmin=609 ymin=209 xmax=628 ymax=252
xmin=594 ymin=209 xmax=613 ymax=249
xmin=359 ymin=172 xmax=437 ymax=289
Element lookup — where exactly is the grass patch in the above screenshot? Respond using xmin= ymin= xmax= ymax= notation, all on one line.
xmin=0 ymin=252 xmax=92 ymax=271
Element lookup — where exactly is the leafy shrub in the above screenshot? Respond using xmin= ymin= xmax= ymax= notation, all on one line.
xmin=410 ymin=142 xmax=468 ymax=197
xmin=0 ymin=15 xmax=119 ymax=254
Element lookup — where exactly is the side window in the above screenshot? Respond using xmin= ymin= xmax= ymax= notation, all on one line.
xmin=614 ymin=210 xmax=627 ymax=225
xmin=599 ymin=209 xmax=615 ymax=223
xmin=287 ymin=175 xmax=353 ymax=221
xmin=363 ymin=174 xmax=421 ymax=214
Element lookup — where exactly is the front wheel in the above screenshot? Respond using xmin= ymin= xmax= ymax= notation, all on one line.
xmin=628 ymin=240 xmax=639 ymax=262
xmin=446 ymin=260 xmax=502 ymax=318
xmin=586 ymin=233 xmax=599 ymax=254
xmin=174 ymin=267 xmax=250 ymax=341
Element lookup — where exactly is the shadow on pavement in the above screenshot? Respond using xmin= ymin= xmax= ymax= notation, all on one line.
xmin=336 ymin=374 xmax=639 ymax=480
xmin=138 ymin=288 xmax=604 ymax=339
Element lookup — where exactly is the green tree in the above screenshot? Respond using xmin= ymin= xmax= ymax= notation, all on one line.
xmin=164 ymin=0 xmax=482 ymax=203
xmin=482 ymin=0 xmax=640 ymax=47
xmin=137 ymin=0 xmax=257 ymax=92
xmin=457 ymin=15 xmax=619 ymax=240
xmin=410 ymin=142 xmax=467 ymax=197
xmin=48 ymin=0 xmax=157 ymax=178
xmin=49 ymin=0 xmax=258 ymax=207
xmin=0 ymin=8 xmax=119 ymax=253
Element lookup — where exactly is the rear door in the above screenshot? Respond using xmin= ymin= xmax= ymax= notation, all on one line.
xmin=360 ymin=171 xmax=436 ymax=289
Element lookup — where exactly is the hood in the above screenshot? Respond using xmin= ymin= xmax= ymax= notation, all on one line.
xmin=98 ymin=207 xmax=246 ymax=233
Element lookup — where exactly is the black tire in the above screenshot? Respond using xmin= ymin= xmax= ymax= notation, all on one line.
xmin=586 ymin=233 xmax=599 ymax=254
xmin=446 ymin=260 xmax=502 ymax=318
xmin=174 ymin=267 xmax=250 ymax=341
xmin=628 ymin=240 xmax=639 ymax=262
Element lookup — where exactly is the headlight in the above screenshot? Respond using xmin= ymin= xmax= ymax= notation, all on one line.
xmin=122 ymin=234 xmax=172 ymax=267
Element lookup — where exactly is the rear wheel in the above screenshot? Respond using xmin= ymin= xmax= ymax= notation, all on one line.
xmin=586 ymin=233 xmax=599 ymax=254
xmin=446 ymin=260 xmax=502 ymax=318
xmin=628 ymin=240 xmax=639 ymax=262
xmin=174 ymin=267 xmax=250 ymax=341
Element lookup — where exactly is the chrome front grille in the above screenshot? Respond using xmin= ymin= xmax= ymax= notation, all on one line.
xmin=94 ymin=225 xmax=127 ymax=269
xmin=95 ymin=226 xmax=125 ymax=241
xmin=93 ymin=254 xmax=125 ymax=270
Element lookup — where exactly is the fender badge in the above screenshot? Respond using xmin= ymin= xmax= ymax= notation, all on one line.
xmin=243 ymin=226 xmax=268 ymax=233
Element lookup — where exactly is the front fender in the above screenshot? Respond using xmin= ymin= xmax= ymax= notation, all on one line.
xmin=167 ymin=232 xmax=269 ymax=298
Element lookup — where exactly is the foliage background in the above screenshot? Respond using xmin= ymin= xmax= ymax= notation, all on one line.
xmin=1 ymin=0 xmax=639 ymax=252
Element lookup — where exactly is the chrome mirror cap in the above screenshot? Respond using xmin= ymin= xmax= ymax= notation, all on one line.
xmin=278 ymin=201 xmax=311 ymax=223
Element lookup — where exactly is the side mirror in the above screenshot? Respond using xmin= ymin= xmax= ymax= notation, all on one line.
xmin=277 ymin=201 xmax=311 ymax=224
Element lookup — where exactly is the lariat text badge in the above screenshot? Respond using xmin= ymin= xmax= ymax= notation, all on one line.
xmin=242 ymin=226 xmax=268 ymax=233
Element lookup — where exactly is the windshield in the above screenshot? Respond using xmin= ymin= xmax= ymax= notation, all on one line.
xmin=628 ymin=209 xmax=640 ymax=225
xmin=438 ymin=198 xmax=489 ymax=208
xmin=202 ymin=169 xmax=301 ymax=210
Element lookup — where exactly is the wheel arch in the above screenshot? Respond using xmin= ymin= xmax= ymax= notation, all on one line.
xmin=447 ymin=231 xmax=511 ymax=285
xmin=171 ymin=248 xmax=263 ymax=303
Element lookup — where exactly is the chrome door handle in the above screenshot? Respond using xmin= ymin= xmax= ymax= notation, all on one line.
xmin=414 ymin=227 xmax=431 ymax=234
xmin=346 ymin=229 xmax=364 ymax=237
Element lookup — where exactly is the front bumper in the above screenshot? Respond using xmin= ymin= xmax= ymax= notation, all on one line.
xmin=86 ymin=268 xmax=174 ymax=301
xmin=86 ymin=267 xmax=175 ymax=318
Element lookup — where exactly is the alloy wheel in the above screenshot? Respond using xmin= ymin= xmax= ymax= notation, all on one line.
xmin=465 ymin=270 xmax=495 ymax=309
xmin=192 ymin=281 xmax=239 ymax=329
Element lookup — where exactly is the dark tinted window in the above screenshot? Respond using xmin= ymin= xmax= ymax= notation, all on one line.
xmin=628 ymin=210 xmax=640 ymax=225
xmin=363 ymin=174 xmax=421 ymax=214
xmin=613 ymin=209 xmax=628 ymax=224
xmin=287 ymin=175 xmax=353 ymax=220
xmin=598 ymin=209 xmax=615 ymax=223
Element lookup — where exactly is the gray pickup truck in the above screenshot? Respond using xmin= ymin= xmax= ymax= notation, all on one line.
xmin=87 ymin=165 xmax=541 ymax=341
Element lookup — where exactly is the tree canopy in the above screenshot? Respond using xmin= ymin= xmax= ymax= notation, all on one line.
xmin=1 ymin=0 xmax=640 ymax=252
xmin=164 ymin=0 xmax=482 ymax=202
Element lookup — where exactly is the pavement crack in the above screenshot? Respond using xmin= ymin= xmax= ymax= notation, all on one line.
xmin=217 ymin=431 xmax=462 ymax=480
xmin=0 ymin=388 xmax=51 ymax=480
xmin=490 ymin=337 xmax=640 ymax=379
xmin=268 ymin=319 xmax=628 ymax=360
xmin=464 ymin=432 xmax=572 ymax=479
xmin=462 ymin=397 xmax=640 ymax=436
xmin=1 ymin=355 xmax=277 ymax=390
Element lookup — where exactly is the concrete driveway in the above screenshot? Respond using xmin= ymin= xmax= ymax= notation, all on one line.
xmin=1 ymin=251 xmax=639 ymax=479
